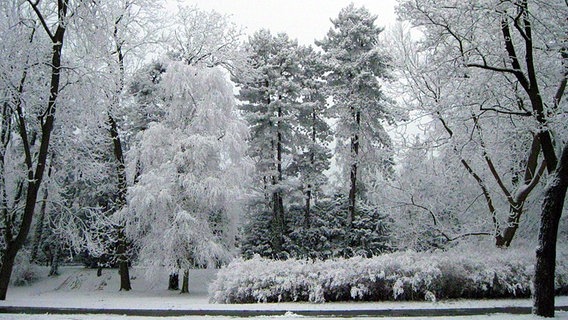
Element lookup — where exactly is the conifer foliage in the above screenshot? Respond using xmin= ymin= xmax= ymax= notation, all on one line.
xmin=236 ymin=30 xmax=302 ymax=257
xmin=317 ymin=4 xmax=395 ymax=228
xmin=237 ymin=5 xmax=394 ymax=259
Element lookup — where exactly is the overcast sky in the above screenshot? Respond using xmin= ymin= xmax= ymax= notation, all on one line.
xmin=175 ymin=0 xmax=400 ymax=45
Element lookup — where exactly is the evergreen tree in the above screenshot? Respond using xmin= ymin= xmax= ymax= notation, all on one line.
xmin=317 ymin=4 xmax=395 ymax=229
xmin=290 ymin=46 xmax=332 ymax=229
xmin=285 ymin=194 xmax=392 ymax=259
xmin=236 ymin=30 xmax=301 ymax=257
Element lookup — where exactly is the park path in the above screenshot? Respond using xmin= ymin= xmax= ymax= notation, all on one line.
xmin=1 ymin=304 xmax=568 ymax=317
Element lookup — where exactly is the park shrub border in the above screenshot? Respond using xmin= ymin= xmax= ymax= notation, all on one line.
xmin=210 ymin=246 xmax=568 ymax=303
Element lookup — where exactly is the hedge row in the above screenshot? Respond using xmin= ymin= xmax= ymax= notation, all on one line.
xmin=210 ymin=246 xmax=568 ymax=303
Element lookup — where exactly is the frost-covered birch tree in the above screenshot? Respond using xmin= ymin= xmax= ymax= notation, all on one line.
xmin=167 ymin=5 xmax=243 ymax=72
xmin=125 ymin=64 xmax=249 ymax=293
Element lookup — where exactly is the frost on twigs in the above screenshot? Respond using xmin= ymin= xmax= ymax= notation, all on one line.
xmin=209 ymin=246 xmax=568 ymax=303
xmin=124 ymin=65 xmax=249 ymax=279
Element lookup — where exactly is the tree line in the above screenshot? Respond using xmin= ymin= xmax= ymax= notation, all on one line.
xmin=0 ymin=0 xmax=566 ymax=317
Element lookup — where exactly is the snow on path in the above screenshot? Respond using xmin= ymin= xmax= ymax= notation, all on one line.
xmin=1 ymin=313 xmax=567 ymax=320
xmin=3 ymin=285 xmax=567 ymax=312
xmin=1 ymin=267 xmax=567 ymax=318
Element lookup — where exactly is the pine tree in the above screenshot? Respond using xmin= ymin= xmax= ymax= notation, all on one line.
xmin=236 ymin=30 xmax=301 ymax=257
xmin=290 ymin=46 xmax=332 ymax=229
xmin=317 ymin=4 xmax=394 ymax=229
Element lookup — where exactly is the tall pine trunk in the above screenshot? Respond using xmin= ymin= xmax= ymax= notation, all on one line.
xmin=533 ymin=144 xmax=568 ymax=317
xmin=347 ymin=110 xmax=360 ymax=229
xmin=304 ymin=108 xmax=318 ymax=229
xmin=271 ymin=102 xmax=286 ymax=256
xmin=304 ymin=190 xmax=312 ymax=229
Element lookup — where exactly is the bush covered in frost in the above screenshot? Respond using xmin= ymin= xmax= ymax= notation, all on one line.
xmin=210 ymin=245 xmax=568 ymax=303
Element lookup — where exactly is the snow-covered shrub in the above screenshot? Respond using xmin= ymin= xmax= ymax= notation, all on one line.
xmin=11 ymin=250 xmax=46 ymax=286
xmin=210 ymin=245 xmax=568 ymax=303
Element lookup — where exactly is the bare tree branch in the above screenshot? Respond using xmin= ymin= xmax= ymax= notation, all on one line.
xmin=465 ymin=62 xmax=525 ymax=76
xmin=407 ymin=196 xmax=492 ymax=242
xmin=514 ymin=159 xmax=546 ymax=203
xmin=479 ymin=105 xmax=532 ymax=116
xmin=553 ymin=50 xmax=567 ymax=110
xmin=26 ymin=0 xmax=55 ymax=41
xmin=500 ymin=15 xmax=531 ymax=91
xmin=472 ymin=115 xmax=515 ymax=206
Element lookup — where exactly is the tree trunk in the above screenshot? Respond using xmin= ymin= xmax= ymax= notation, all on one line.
xmin=495 ymin=204 xmax=524 ymax=247
xmin=495 ymin=137 xmax=544 ymax=247
xmin=48 ymin=245 xmax=59 ymax=276
xmin=180 ymin=269 xmax=189 ymax=294
xmin=533 ymin=144 xmax=568 ymax=317
xmin=0 ymin=249 xmax=18 ymax=300
xmin=0 ymin=2 xmax=68 ymax=300
xmin=348 ymin=110 xmax=361 ymax=229
xmin=271 ymin=102 xmax=286 ymax=255
xmin=271 ymin=191 xmax=285 ymax=254
xmin=108 ymin=114 xmax=131 ymax=291
xmin=304 ymin=108 xmax=319 ymax=229
xmin=31 ymin=156 xmax=54 ymax=262
xmin=117 ymin=227 xmax=131 ymax=291
xmin=109 ymin=13 xmax=132 ymax=292
xmin=305 ymin=189 xmax=311 ymax=229
xmin=30 ymin=192 xmax=48 ymax=263
xmin=168 ymin=273 xmax=179 ymax=290
xmin=348 ymin=160 xmax=357 ymax=228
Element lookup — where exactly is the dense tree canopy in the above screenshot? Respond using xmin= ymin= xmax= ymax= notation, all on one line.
xmin=0 ymin=1 xmax=565 ymax=314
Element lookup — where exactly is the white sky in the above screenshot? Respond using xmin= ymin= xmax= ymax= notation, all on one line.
xmin=174 ymin=0 xmax=400 ymax=45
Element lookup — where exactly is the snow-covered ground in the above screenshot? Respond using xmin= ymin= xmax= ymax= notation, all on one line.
xmin=1 ymin=314 xmax=568 ymax=320
xmin=0 ymin=266 xmax=567 ymax=319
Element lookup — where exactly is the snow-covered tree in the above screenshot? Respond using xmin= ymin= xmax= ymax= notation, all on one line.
xmin=167 ymin=5 xmax=244 ymax=72
xmin=0 ymin=0 xmax=72 ymax=300
xmin=317 ymin=4 xmax=396 ymax=229
xmin=125 ymin=64 xmax=249 ymax=292
xmin=397 ymin=0 xmax=567 ymax=315
xmin=35 ymin=0 xmax=167 ymax=291
xmin=290 ymin=46 xmax=332 ymax=228
xmin=386 ymin=20 xmax=546 ymax=250
xmin=236 ymin=30 xmax=302 ymax=256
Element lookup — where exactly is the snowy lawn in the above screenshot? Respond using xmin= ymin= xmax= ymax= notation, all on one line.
xmin=0 ymin=266 xmax=567 ymax=318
